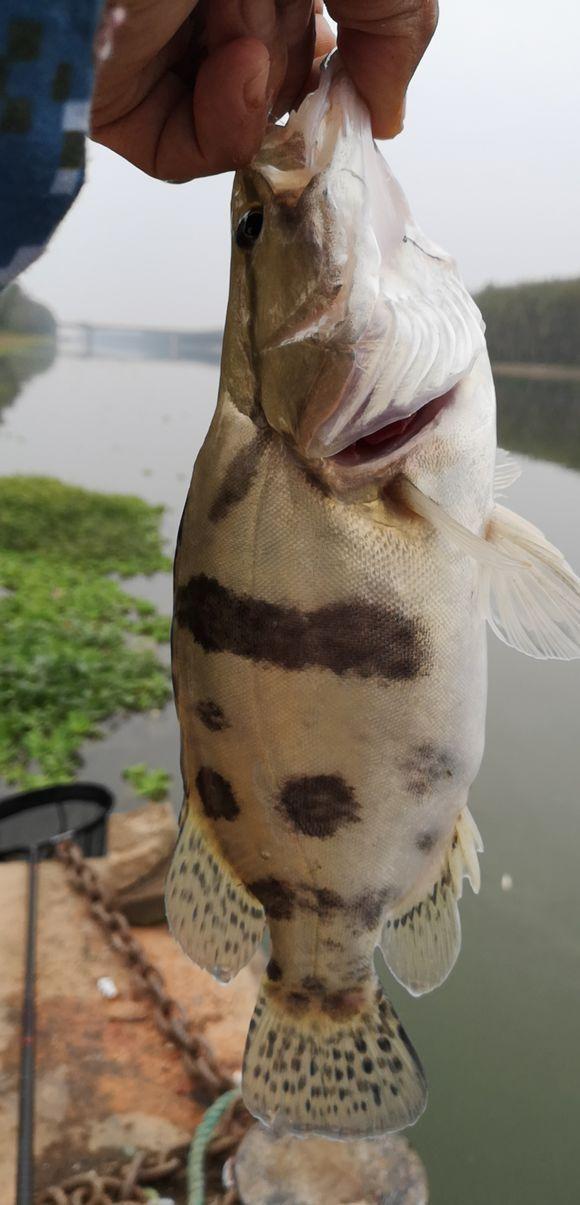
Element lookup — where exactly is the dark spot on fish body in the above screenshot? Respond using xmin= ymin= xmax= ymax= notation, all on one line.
xmin=301 ymin=975 xmax=326 ymax=993
xmin=287 ymin=991 xmax=309 ymax=1011
xmin=278 ymin=774 xmax=361 ymax=838
xmin=195 ymin=699 xmax=229 ymax=732
xmin=266 ymin=958 xmax=283 ymax=982
xmin=175 ymin=574 xmax=430 ymax=682
xmin=323 ymin=936 xmax=343 ymax=952
xmin=196 ymin=767 xmax=240 ymax=821
xmin=416 ymin=829 xmax=438 ymax=853
xmin=249 ymin=877 xmax=295 ymax=919
xmin=351 ymin=886 xmax=394 ymax=930
xmin=208 ymin=429 xmax=268 ymax=523
xmin=405 ymin=743 xmax=456 ymax=797
xmin=310 ymin=886 xmax=344 ymax=916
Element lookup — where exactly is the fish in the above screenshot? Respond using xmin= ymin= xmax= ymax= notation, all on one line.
xmin=166 ymin=56 xmax=580 ymax=1139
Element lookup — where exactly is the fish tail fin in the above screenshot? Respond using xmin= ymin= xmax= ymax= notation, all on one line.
xmin=242 ymin=975 xmax=427 ymax=1138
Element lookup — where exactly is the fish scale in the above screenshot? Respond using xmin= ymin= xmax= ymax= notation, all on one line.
xmin=166 ymin=58 xmax=580 ymax=1138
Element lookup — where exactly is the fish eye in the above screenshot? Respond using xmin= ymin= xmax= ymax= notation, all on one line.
xmin=235 ymin=207 xmax=264 ymax=250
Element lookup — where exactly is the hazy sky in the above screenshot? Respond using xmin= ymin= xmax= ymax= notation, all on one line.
xmin=23 ymin=0 xmax=580 ymax=328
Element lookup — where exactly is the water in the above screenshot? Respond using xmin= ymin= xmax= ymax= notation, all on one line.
xmin=1 ymin=353 xmax=579 ymax=1203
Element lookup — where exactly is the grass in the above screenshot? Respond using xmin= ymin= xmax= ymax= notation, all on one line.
xmin=123 ymin=764 xmax=173 ymax=802
xmin=0 ymin=476 xmax=172 ymax=789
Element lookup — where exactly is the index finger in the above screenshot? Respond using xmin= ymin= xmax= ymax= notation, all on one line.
xmin=327 ymin=1 xmax=438 ymax=138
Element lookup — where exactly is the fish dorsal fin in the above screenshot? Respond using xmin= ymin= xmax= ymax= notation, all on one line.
xmin=380 ymin=808 xmax=483 ymax=998
xmin=166 ymin=804 xmax=265 ymax=983
xmin=398 ymin=477 xmax=580 ymax=660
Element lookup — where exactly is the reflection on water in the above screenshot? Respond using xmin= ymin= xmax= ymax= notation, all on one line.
xmin=1 ymin=353 xmax=579 ymax=1205
xmin=497 ymin=374 xmax=580 ymax=470
xmin=0 ymin=337 xmax=56 ymax=418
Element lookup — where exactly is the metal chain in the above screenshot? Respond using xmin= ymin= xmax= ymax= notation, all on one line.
xmin=39 ymin=1147 xmax=185 ymax=1204
xmin=37 ymin=840 xmax=252 ymax=1205
xmin=37 ymin=1101 xmax=252 ymax=1205
xmin=54 ymin=839 xmax=231 ymax=1099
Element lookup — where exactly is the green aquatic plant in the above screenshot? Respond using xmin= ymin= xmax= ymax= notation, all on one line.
xmin=122 ymin=763 xmax=173 ymax=802
xmin=0 ymin=476 xmax=172 ymax=789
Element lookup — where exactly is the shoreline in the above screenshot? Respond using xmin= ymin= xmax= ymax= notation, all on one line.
xmin=493 ymin=361 xmax=580 ymax=382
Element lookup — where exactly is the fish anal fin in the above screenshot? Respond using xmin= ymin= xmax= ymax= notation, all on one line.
xmin=381 ymin=807 xmax=483 ymax=998
xmin=243 ymin=975 xmax=427 ymax=1138
xmin=165 ymin=805 xmax=265 ymax=983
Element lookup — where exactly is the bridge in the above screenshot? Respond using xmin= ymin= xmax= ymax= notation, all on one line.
xmin=57 ymin=323 xmax=223 ymax=365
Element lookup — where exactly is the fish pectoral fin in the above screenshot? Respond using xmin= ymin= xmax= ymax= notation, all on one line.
xmin=243 ymin=976 xmax=427 ymax=1138
xmin=381 ymin=807 xmax=483 ymax=998
xmin=481 ymin=503 xmax=580 ymax=659
xmin=494 ymin=450 xmax=521 ymax=494
xmin=165 ymin=805 xmax=265 ymax=984
xmin=399 ymin=477 xmax=580 ymax=660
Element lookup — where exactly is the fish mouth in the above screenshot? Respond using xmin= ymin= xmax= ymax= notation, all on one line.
xmin=327 ymin=388 xmax=455 ymax=473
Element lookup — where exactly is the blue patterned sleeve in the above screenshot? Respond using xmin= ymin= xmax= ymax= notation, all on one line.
xmin=0 ymin=0 xmax=103 ymax=286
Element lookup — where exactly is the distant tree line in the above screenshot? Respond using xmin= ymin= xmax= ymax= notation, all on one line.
xmin=475 ymin=278 xmax=580 ymax=366
xmin=0 ymin=285 xmax=56 ymax=415
xmin=0 ymin=283 xmax=56 ymax=337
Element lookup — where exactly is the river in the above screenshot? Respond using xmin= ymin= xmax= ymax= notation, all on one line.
xmin=1 ymin=352 xmax=579 ymax=1204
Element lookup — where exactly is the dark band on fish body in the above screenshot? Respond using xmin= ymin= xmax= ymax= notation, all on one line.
xmin=195 ymin=699 xmax=229 ymax=732
xmin=196 ymin=767 xmax=240 ymax=821
xmin=289 ymin=882 xmax=392 ymax=928
xmin=249 ymin=877 xmax=295 ymax=920
xmin=277 ymin=774 xmax=361 ymax=838
xmin=175 ymin=574 xmax=430 ymax=681
xmin=208 ymin=430 xmax=268 ymax=523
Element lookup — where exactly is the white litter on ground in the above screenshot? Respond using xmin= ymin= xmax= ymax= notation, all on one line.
xmin=97 ymin=975 xmax=119 ymax=999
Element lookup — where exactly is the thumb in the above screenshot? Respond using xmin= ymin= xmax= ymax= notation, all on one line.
xmin=93 ymin=38 xmax=271 ymax=182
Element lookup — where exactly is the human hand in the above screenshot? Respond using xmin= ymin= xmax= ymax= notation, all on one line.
xmin=91 ymin=1 xmax=437 ymax=182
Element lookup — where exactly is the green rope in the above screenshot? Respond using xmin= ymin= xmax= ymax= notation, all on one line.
xmin=187 ymin=1088 xmax=241 ymax=1205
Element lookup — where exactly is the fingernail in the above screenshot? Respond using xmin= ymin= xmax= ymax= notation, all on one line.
xmin=244 ymin=58 xmax=271 ymax=111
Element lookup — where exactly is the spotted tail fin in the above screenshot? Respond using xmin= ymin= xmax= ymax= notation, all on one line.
xmin=165 ymin=804 xmax=265 ymax=983
xmin=242 ymin=976 xmax=427 ymax=1138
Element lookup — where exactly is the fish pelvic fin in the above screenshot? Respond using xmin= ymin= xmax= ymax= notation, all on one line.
xmin=165 ymin=804 xmax=265 ymax=983
xmin=381 ymin=806 xmax=483 ymax=998
xmin=242 ymin=974 xmax=427 ymax=1139
xmin=398 ymin=476 xmax=580 ymax=660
